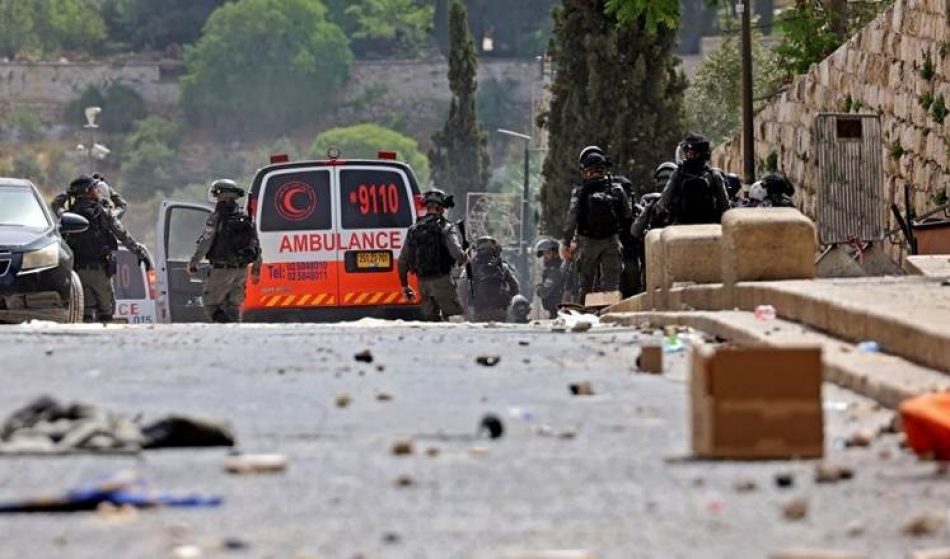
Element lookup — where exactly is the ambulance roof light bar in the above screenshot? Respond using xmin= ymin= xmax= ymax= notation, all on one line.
xmin=270 ymin=153 xmax=290 ymax=164
xmin=377 ymin=151 xmax=398 ymax=160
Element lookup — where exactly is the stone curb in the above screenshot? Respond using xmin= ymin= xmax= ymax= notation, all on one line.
xmin=602 ymin=310 xmax=950 ymax=409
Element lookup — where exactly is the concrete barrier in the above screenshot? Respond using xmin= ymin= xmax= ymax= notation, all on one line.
xmin=721 ymin=208 xmax=817 ymax=284
xmin=661 ymin=224 xmax=722 ymax=288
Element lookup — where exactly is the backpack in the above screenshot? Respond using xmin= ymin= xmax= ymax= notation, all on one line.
xmin=68 ymin=200 xmax=116 ymax=268
xmin=472 ymin=251 xmax=512 ymax=309
xmin=209 ymin=211 xmax=259 ymax=265
xmin=675 ymin=169 xmax=722 ymax=225
xmin=409 ymin=216 xmax=454 ymax=277
xmin=578 ymin=182 xmax=621 ymax=239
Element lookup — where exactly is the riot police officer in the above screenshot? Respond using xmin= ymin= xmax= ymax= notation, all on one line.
xmin=65 ymin=175 xmax=151 ymax=323
xmin=460 ymin=235 xmax=520 ymax=322
xmin=188 ymin=179 xmax=262 ymax=323
xmin=655 ymin=134 xmax=731 ymax=225
xmin=52 ymin=173 xmax=128 ymax=219
xmin=397 ymin=189 xmax=467 ymax=321
xmin=534 ymin=238 xmax=565 ymax=318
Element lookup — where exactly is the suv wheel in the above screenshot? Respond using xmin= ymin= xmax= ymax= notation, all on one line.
xmin=66 ymin=271 xmax=84 ymax=323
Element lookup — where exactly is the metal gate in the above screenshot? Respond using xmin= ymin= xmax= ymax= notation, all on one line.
xmin=465 ymin=192 xmax=523 ymax=249
xmin=815 ymin=113 xmax=885 ymax=244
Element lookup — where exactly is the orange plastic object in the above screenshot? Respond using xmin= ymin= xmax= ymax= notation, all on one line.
xmin=900 ymin=392 xmax=950 ymax=460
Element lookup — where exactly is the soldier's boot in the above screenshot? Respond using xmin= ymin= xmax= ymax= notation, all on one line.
xmin=211 ymin=308 xmax=233 ymax=323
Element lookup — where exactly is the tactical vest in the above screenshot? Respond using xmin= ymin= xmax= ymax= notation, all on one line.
xmin=472 ymin=251 xmax=512 ymax=309
xmin=675 ymin=169 xmax=722 ymax=225
xmin=208 ymin=210 xmax=259 ymax=265
xmin=68 ymin=200 xmax=116 ymax=269
xmin=409 ymin=216 xmax=454 ymax=278
xmin=577 ymin=179 xmax=621 ymax=239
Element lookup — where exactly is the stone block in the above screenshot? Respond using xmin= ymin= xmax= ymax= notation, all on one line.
xmin=721 ymin=209 xmax=817 ymax=285
xmin=644 ymin=229 xmax=664 ymax=292
xmin=661 ymin=224 xmax=723 ymax=288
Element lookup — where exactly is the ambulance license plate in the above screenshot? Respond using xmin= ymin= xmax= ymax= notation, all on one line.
xmin=356 ymin=251 xmax=391 ymax=269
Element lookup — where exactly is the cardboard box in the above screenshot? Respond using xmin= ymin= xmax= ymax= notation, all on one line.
xmin=636 ymin=345 xmax=663 ymax=374
xmin=691 ymin=345 xmax=824 ymax=459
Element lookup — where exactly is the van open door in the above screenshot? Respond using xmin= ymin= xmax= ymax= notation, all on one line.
xmin=155 ymin=200 xmax=213 ymax=323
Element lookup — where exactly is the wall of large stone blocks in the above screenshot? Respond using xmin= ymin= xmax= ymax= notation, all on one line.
xmin=713 ymin=0 xmax=950 ymax=250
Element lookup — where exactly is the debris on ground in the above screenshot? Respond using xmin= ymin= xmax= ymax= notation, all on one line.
xmin=0 ymin=396 xmax=234 ymax=455
xmin=354 ymin=349 xmax=374 ymax=363
xmin=845 ymin=520 xmax=866 ymax=538
xmin=375 ymin=392 xmax=393 ymax=402
xmin=172 ymin=545 xmax=203 ymax=559
xmin=476 ymin=355 xmax=501 ymax=367
xmin=902 ymin=511 xmax=947 ymax=537
xmin=479 ymin=414 xmax=505 ymax=439
xmin=518 ymin=340 xmax=530 ymax=346
xmin=774 ymin=472 xmax=795 ymax=489
xmin=636 ymin=345 xmax=663 ymax=374
xmin=844 ymin=430 xmax=874 ymax=448
xmin=900 ymin=393 xmax=950 ymax=461
xmin=781 ymin=497 xmax=808 ymax=521
xmin=733 ymin=478 xmax=758 ymax=493
xmin=335 ymin=393 xmax=352 ymax=408
xmin=857 ymin=341 xmax=880 ymax=353
xmin=768 ymin=549 xmax=864 ymax=559
xmin=814 ymin=462 xmax=855 ymax=483
xmin=754 ymin=304 xmax=777 ymax=320
xmin=382 ymin=532 xmax=401 ymax=544
xmin=393 ymin=474 xmax=414 ymax=488
xmin=569 ymin=382 xmax=595 ymax=396
xmin=508 ymin=551 xmax=593 ymax=559
xmin=907 ymin=548 xmax=950 ymax=559
xmin=552 ymin=311 xmax=600 ymax=333
xmin=571 ymin=320 xmax=593 ymax=333
xmin=425 ymin=447 xmax=440 ymax=457
xmin=469 ymin=446 xmax=488 ymax=458
xmin=223 ymin=454 xmax=288 ymax=475
xmin=221 ymin=538 xmax=250 ymax=551
xmin=390 ymin=440 xmax=414 ymax=456
xmin=0 ymin=470 xmax=223 ymax=513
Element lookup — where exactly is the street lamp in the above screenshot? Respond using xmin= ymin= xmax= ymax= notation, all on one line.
xmin=738 ymin=0 xmax=755 ymax=184
xmin=497 ymin=128 xmax=533 ymax=297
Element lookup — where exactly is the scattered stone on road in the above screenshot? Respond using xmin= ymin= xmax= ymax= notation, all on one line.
xmin=479 ymin=414 xmax=505 ymax=439
xmin=393 ymin=474 xmax=414 ymax=488
xmin=782 ymin=497 xmax=808 ymax=521
xmin=476 ymin=355 xmax=501 ymax=366
xmin=335 ymin=393 xmax=352 ymax=408
xmin=390 ymin=440 xmax=414 ymax=456
xmin=815 ymin=462 xmax=855 ymax=483
xmin=733 ymin=478 xmax=758 ymax=493
xmin=774 ymin=472 xmax=795 ymax=488
xmin=425 ymin=446 xmax=440 ymax=457
xmin=768 ymin=549 xmax=865 ymax=559
xmin=902 ymin=511 xmax=947 ymax=537
xmin=845 ymin=520 xmax=866 ymax=538
xmin=907 ymin=548 xmax=950 ymax=559
xmin=375 ymin=392 xmax=393 ymax=402
xmin=354 ymin=349 xmax=374 ymax=363
xmin=223 ymin=453 xmax=288 ymax=474
xmin=569 ymin=381 xmax=595 ymax=396
xmin=845 ymin=430 xmax=874 ymax=448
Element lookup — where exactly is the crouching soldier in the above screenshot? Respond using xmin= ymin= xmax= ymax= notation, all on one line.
xmin=534 ymin=238 xmax=564 ymax=318
xmin=461 ymin=236 xmax=520 ymax=322
xmin=188 ymin=179 xmax=262 ymax=323
xmin=65 ymin=175 xmax=151 ymax=323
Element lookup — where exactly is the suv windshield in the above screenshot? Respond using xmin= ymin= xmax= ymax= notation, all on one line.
xmin=0 ymin=187 xmax=50 ymax=229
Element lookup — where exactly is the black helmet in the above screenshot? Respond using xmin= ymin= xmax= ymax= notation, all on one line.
xmin=209 ymin=179 xmax=245 ymax=200
xmin=423 ymin=188 xmax=455 ymax=209
xmin=579 ymin=150 xmax=608 ymax=171
xmin=653 ymin=162 xmax=677 ymax=189
xmin=639 ymin=192 xmax=662 ymax=207
xmin=475 ymin=235 xmax=500 ymax=255
xmin=578 ymin=145 xmax=604 ymax=163
xmin=67 ymin=175 xmax=96 ymax=196
xmin=723 ymin=172 xmax=742 ymax=198
xmin=679 ymin=134 xmax=711 ymax=161
xmin=534 ymin=238 xmax=559 ymax=256
xmin=760 ymin=172 xmax=794 ymax=197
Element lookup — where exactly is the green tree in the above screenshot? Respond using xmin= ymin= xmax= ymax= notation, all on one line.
xmin=181 ymin=0 xmax=353 ymax=132
xmin=604 ymin=0 xmax=680 ymax=34
xmin=325 ymin=0 xmax=433 ymax=58
xmin=685 ymin=28 xmax=780 ymax=146
xmin=462 ymin=0 xmax=558 ymax=57
xmin=428 ymin=1 xmax=490 ymax=197
xmin=63 ymin=83 xmax=147 ymax=134
xmin=106 ymin=0 xmax=231 ymax=50
xmin=311 ymin=123 xmax=430 ymax=183
xmin=539 ymin=1 xmax=687 ymax=236
xmin=0 ymin=1 xmax=35 ymax=58
xmin=119 ymin=116 xmax=183 ymax=200
xmin=34 ymin=0 xmax=107 ymax=54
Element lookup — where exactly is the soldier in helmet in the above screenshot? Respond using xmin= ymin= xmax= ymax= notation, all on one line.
xmin=562 ymin=146 xmax=631 ymax=303
xmin=64 ymin=175 xmax=151 ymax=323
xmin=188 ymin=179 xmax=262 ymax=323
xmin=52 ymin=173 xmax=128 ymax=219
xmin=460 ymin=235 xmax=520 ymax=322
xmin=534 ymin=238 xmax=565 ymax=318
xmin=397 ymin=189 xmax=467 ymax=321
xmin=655 ymin=134 xmax=731 ymax=225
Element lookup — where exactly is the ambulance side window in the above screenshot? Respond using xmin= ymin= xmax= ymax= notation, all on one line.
xmin=260 ymin=170 xmax=332 ymax=232
xmin=340 ymin=169 xmax=413 ymax=229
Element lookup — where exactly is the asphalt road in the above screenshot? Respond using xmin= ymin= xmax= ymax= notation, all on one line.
xmin=0 ymin=320 xmax=946 ymax=559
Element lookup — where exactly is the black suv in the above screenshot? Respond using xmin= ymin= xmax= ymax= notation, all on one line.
xmin=0 ymin=178 xmax=88 ymax=323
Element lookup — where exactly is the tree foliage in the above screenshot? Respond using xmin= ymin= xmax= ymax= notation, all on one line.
xmin=311 ymin=123 xmax=430 ymax=183
xmin=325 ymin=0 xmax=433 ymax=58
xmin=458 ymin=0 xmax=558 ymax=57
xmin=0 ymin=0 xmax=105 ymax=58
xmin=63 ymin=83 xmax=147 ymax=134
xmin=106 ymin=0 xmax=231 ymax=50
xmin=604 ymin=0 xmax=680 ymax=35
xmin=539 ymin=0 xmax=687 ymax=236
xmin=428 ymin=1 xmax=490 ymax=197
xmin=120 ymin=116 xmax=183 ymax=200
xmin=180 ymin=0 xmax=352 ymax=133
xmin=685 ymin=28 xmax=781 ymax=146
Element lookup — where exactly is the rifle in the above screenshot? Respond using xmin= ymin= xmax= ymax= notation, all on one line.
xmin=456 ymin=219 xmax=475 ymax=299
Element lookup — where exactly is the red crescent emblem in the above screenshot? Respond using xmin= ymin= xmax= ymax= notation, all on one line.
xmin=275 ymin=182 xmax=316 ymax=222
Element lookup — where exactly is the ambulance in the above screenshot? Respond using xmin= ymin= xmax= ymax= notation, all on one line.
xmin=154 ymin=151 xmax=424 ymax=322
xmin=112 ymin=247 xmax=157 ymax=324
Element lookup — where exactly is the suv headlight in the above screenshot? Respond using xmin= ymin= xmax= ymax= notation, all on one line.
xmin=20 ymin=243 xmax=59 ymax=272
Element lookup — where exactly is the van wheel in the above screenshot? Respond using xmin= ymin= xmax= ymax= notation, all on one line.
xmin=66 ymin=271 xmax=84 ymax=323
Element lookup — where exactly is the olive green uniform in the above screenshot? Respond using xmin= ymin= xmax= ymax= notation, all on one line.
xmin=397 ymin=216 xmax=466 ymax=321
xmin=189 ymin=210 xmax=262 ymax=322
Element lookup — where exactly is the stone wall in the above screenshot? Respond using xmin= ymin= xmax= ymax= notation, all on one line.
xmin=0 ymin=58 xmax=542 ymax=137
xmin=713 ymin=0 xmax=950 ymax=241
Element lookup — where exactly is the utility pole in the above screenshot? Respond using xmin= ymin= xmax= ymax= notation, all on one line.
xmin=739 ymin=0 xmax=756 ymax=184
xmin=497 ymin=128 xmax=533 ymax=299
